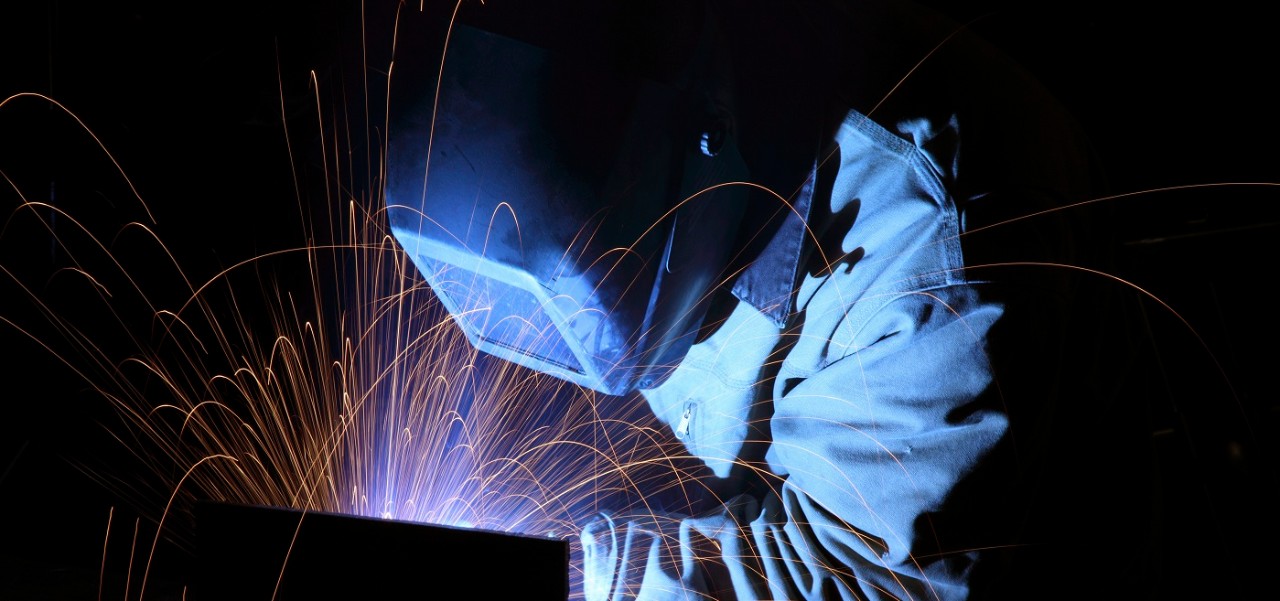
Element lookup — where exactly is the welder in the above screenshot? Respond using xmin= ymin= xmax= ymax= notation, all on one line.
xmin=385 ymin=1 xmax=1125 ymax=599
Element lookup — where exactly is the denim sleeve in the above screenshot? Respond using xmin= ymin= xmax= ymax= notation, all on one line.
xmin=581 ymin=286 xmax=1007 ymax=600
xmin=758 ymin=285 xmax=1007 ymax=599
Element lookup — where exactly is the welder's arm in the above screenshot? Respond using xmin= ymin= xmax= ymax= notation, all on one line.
xmin=581 ymin=286 xmax=1008 ymax=600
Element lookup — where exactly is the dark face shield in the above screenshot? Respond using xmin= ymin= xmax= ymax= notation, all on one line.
xmin=386 ymin=21 xmax=747 ymax=396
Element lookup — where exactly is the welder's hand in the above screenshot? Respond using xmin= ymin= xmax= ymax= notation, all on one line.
xmin=579 ymin=511 xmax=712 ymax=601
xmin=577 ymin=495 xmax=768 ymax=601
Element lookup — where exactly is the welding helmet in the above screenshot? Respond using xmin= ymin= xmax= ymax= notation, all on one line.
xmin=385 ymin=1 xmax=749 ymax=396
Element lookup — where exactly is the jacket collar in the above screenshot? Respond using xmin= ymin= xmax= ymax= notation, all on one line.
xmin=729 ymin=159 xmax=822 ymax=328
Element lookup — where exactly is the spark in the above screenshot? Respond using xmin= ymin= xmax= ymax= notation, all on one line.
xmin=2 ymin=5 xmax=705 ymax=599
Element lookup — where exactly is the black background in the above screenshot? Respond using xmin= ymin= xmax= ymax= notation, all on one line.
xmin=2 ymin=1 xmax=1277 ymax=599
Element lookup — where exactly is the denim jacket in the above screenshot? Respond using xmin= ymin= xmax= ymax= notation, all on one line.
xmin=587 ymin=106 xmax=1006 ymax=601
xmin=580 ymin=6 xmax=1098 ymax=599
